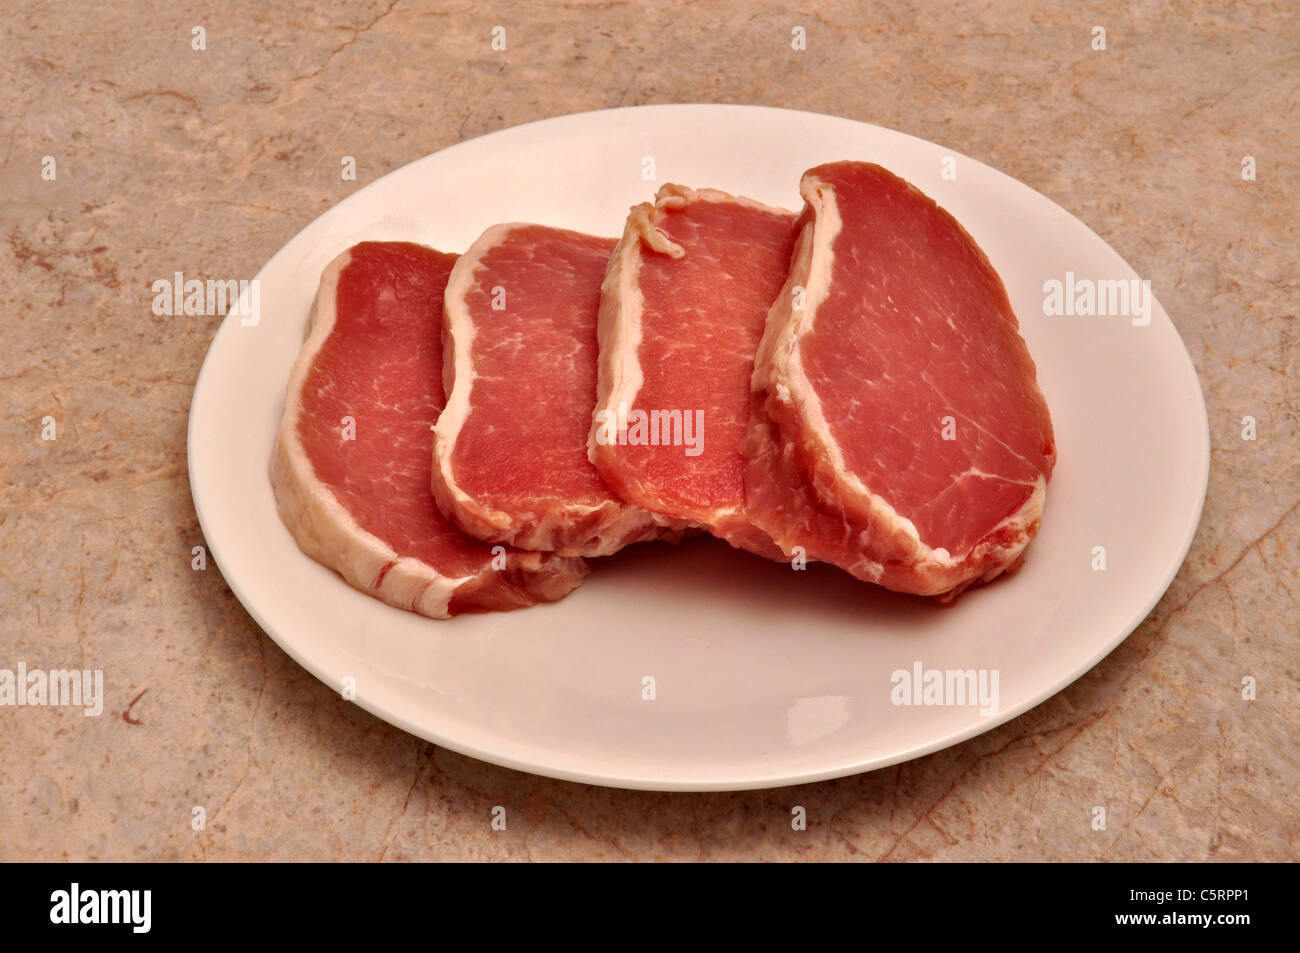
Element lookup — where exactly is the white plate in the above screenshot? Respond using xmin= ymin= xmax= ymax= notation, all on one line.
xmin=188 ymin=105 xmax=1209 ymax=791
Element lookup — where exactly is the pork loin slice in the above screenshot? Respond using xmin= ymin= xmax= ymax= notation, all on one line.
xmin=744 ymin=162 xmax=1057 ymax=600
xmin=433 ymin=224 xmax=670 ymax=557
xmin=271 ymin=241 xmax=588 ymax=618
xmin=591 ymin=184 xmax=795 ymax=558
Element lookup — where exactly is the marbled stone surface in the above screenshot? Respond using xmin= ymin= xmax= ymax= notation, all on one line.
xmin=1 ymin=1 xmax=1295 ymax=861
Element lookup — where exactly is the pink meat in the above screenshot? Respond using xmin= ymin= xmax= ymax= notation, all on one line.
xmin=270 ymin=241 xmax=588 ymax=617
xmin=744 ymin=162 xmax=1056 ymax=600
xmin=591 ymin=184 xmax=795 ymax=558
xmin=433 ymin=224 xmax=670 ymax=556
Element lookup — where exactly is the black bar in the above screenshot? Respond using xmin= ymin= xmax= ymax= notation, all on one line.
xmin=2 ymin=862 xmax=1277 ymax=940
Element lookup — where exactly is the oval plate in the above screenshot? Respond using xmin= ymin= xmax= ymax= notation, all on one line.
xmin=188 ymin=105 xmax=1209 ymax=791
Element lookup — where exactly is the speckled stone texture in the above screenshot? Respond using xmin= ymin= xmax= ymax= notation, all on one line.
xmin=1 ymin=0 xmax=1295 ymax=861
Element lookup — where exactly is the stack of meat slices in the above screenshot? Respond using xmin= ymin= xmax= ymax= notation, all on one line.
xmin=271 ymin=161 xmax=1056 ymax=618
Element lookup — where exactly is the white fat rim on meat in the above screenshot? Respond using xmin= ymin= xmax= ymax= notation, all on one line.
xmin=434 ymin=222 xmax=515 ymax=529
xmin=591 ymin=183 xmax=790 ymax=535
xmin=778 ymin=174 xmax=1047 ymax=569
xmin=270 ymin=247 xmax=474 ymax=619
xmin=590 ymin=211 xmax=659 ymax=461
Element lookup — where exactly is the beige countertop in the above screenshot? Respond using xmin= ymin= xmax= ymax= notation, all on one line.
xmin=1 ymin=1 xmax=1295 ymax=861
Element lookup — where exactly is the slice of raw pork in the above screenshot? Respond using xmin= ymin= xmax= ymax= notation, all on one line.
xmin=270 ymin=241 xmax=588 ymax=618
xmin=433 ymin=224 xmax=671 ymax=557
xmin=591 ymin=184 xmax=795 ymax=558
xmin=744 ymin=161 xmax=1057 ymax=600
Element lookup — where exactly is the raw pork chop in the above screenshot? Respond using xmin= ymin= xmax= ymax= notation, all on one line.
xmin=433 ymin=224 xmax=670 ymax=556
xmin=271 ymin=241 xmax=587 ymax=618
xmin=744 ymin=162 xmax=1057 ymax=600
xmin=591 ymin=184 xmax=795 ymax=558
